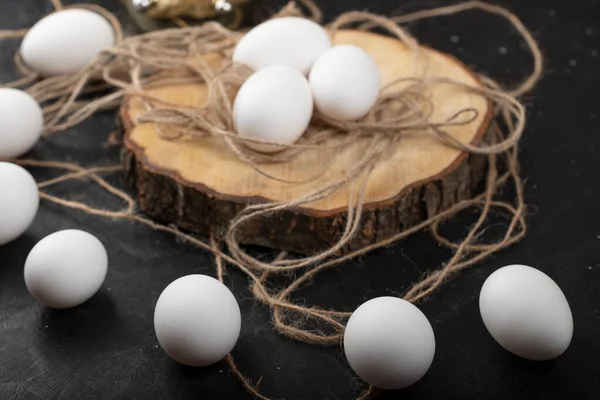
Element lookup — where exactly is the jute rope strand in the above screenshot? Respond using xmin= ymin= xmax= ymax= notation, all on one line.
xmin=0 ymin=28 xmax=28 ymax=39
xmin=1 ymin=1 xmax=541 ymax=399
xmin=50 ymin=0 xmax=64 ymax=10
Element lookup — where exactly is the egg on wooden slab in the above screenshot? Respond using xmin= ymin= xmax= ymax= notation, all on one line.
xmin=233 ymin=65 xmax=313 ymax=152
xmin=24 ymin=230 xmax=108 ymax=308
xmin=344 ymin=297 xmax=436 ymax=390
xmin=479 ymin=264 xmax=573 ymax=361
xmin=21 ymin=8 xmax=115 ymax=76
xmin=0 ymin=89 xmax=44 ymax=159
xmin=0 ymin=162 xmax=39 ymax=245
xmin=154 ymin=275 xmax=241 ymax=367
xmin=232 ymin=17 xmax=331 ymax=75
xmin=309 ymin=45 xmax=381 ymax=122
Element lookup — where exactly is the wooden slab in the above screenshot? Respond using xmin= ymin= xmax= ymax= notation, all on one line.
xmin=121 ymin=29 xmax=492 ymax=253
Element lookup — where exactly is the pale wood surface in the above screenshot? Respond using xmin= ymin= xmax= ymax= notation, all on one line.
xmin=121 ymin=29 xmax=491 ymax=252
xmin=123 ymin=30 xmax=490 ymax=215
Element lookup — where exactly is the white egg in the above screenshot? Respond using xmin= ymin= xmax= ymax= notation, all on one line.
xmin=24 ymin=230 xmax=108 ymax=308
xmin=0 ymin=89 xmax=44 ymax=159
xmin=232 ymin=17 xmax=330 ymax=75
xmin=479 ymin=264 xmax=573 ymax=361
xmin=309 ymin=45 xmax=380 ymax=121
xmin=154 ymin=274 xmax=241 ymax=367
xmin=0 ymin=162 xmax=39 ymax=245
xmin=233 ymin=65 xmax=313 ymax=151
xmin=344 ymin=297 xmax=435 ymax=390
xmin=21 ymin=9 xmax=115 ymax=76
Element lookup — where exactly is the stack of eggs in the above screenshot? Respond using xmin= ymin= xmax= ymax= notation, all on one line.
xmin=231 ymin=17 xmax=381 ymax=150
xmin=1 ymin=8 xmax=115 ymax=158
xmin=1 ymin=9 xmax=116 ymax=247
xmin=1 ymin=9 xmax=116 ymax=308
xmin=343 ymin=265 xmax=574 ymax=390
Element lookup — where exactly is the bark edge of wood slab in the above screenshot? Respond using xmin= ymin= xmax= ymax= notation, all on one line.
xmin=120 ymin=30 xmax=493 ymax=253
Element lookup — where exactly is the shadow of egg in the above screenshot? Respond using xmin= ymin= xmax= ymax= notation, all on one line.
xmin=38 ymin=291 xmax=122 ymax=351
xmin=0 ymin=232 xmax=37 ymax=276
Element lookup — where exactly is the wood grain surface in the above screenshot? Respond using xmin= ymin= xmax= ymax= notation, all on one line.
xmin=121 ymin=29 xmax=491 ymax=251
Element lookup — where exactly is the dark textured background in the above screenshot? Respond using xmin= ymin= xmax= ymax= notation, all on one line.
xmin=1 ymin=0 xmax=599 ymax=399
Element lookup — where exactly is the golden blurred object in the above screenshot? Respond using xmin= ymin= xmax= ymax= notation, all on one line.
xmin=131 ymin=0 xmax=250 ymax=20
xmin=125 ymin=0 xmax=258 ymax=31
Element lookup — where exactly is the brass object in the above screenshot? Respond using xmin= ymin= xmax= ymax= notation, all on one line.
xmin=131 ymin=0 xmax=249 ymax=20
xmin=125 ymin=0 xmax=257 ymax=31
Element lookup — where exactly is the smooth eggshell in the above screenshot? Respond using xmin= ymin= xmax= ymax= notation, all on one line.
xmin=232 ymin=17 xmax=331 ymax=75
xmin=479 ymin=264 xmax=573 ymax=361
xmin=0 ymin=162 xmax=39 ymax=245
xmin=21 ymin=9 xmax=115 ymax=76
xmin=24 ymin=230 xmax=108 ymax=308
xmin=0 ymin=89 xmax=43 ymax=159
xmin=154 ymin=274 xmax=241 ymax=367
xmin=233 ymin=65 xmax=313 ymax=150
xmin=344 ymin=297 xmax=436 ymax=389
xmin=309 ymin=45 xmax=380 ymax=121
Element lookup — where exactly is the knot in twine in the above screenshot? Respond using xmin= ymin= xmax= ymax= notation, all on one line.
xmin=1 ymin=1 xmax=541 ymax=399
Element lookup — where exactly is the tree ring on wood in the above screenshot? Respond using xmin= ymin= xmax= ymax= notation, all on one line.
xmin=120 ymin=30 xmax=493 ymax=253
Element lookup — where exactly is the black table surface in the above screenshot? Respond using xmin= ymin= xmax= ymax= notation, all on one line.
xmin=1 ymin=0 xmax=599 ymax=399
